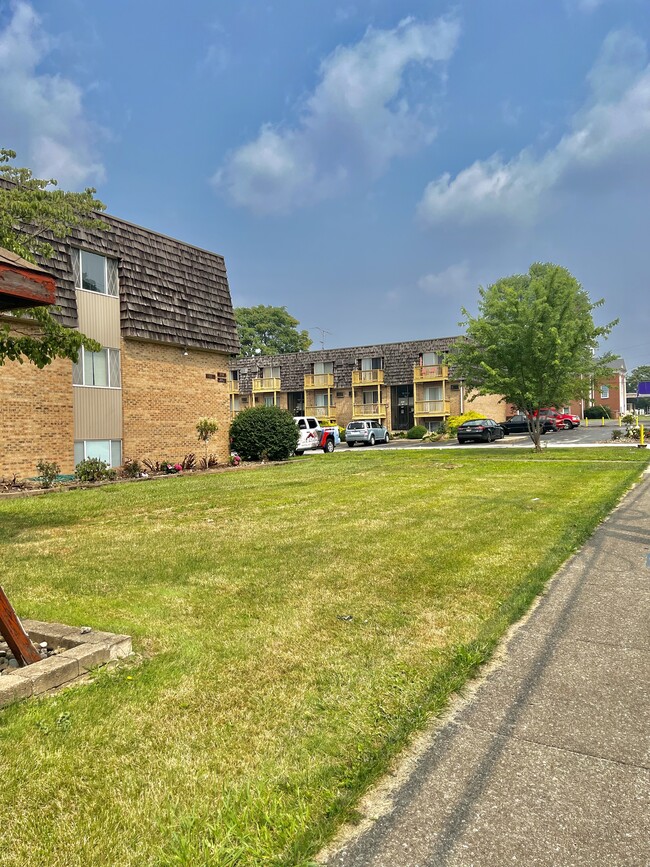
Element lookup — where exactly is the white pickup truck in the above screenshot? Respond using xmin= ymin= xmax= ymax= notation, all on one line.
xmin=294 ymin=416 xmax=340 ymax=454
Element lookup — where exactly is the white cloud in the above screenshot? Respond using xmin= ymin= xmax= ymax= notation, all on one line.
xmin=418 ymin=30 xmax=650 ymax=226
xmin=214 ymin=15 xmax=461 ymax=214
xmin=417 ymin=262 xmax=472 ymax=296
xmin=0 ymin=1 xmax=104 ymax=187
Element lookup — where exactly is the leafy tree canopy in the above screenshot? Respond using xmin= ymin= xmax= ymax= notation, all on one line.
xmin=0 ymin=148 xmax=105 ymax=367
xmin=235 ymin=305 xmax=312 ymax=357
xmin=449 ymin=262 xmax=618 ymax=449
xmin=628 ymin=365 xmax=650 ymax=393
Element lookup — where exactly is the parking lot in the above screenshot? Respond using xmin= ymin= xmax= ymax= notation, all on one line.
xmin=304 ymin=420 xmax=633 ymax=454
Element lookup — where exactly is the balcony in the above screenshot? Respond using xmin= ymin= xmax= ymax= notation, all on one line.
xmin=352 ymin=369 xmax=384 ymax=386
xmin=413 ymin=364 xmax=449 ymax=382
xmin=252 ymin=377 xmax=281 ymax=392
xmin=304 ymin=373 xmax=334 ymax=389
xmin=352 ymin=402 xmax=387 ymax=419
xmin=305 ymin=404 xmax=336 ymax=421
xmin=228 ymin=380 xmax=239 ymax=394
xmin=414 ymin=400 xmax=450 ymax=416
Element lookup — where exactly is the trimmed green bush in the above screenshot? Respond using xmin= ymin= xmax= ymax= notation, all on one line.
xmin=447 ymin=410 xmax=485 ymax=436
xmin=585 ymin=405 xmax=611 ymax=419
xmin=75 ymin=458 xmax=116 ymax=482
xmin=36 ymin=459 xmax=60 ymax=489
xmin=230 ymin=406 xmax=299 ymax=461
xmin=407 ymin=424 xmax=427 ymax=440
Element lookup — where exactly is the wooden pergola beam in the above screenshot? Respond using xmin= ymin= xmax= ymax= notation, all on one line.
xmin=0 ymin=585 xmax=41 ymax=666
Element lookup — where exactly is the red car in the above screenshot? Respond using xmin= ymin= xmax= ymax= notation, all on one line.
xmin=536 ymin=409 xmax=581 ymax=430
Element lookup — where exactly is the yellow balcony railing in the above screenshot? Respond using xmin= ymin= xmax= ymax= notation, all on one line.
xmin=352 ymin=402 xmax=387 ymax=419
xmin=414 ymin=400 xmax=450 ymax=416
xmin=352 ymin=369 xmax=384 ymax=386
xmin=413 ymin=364 xmax=449 ymax=382
xmin=228 ymin=380 xmax=240 ymax=394
xmin=305 ymin=405 xmax=336 ymax=420
xmin=252 ymin=377 xmax=281 ymax=392
xmin=304 ymin=373 xmax=334 ymax=389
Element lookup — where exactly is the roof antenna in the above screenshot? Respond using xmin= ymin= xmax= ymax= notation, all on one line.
xmin=311 ymin=326 xmax=332 ymax=350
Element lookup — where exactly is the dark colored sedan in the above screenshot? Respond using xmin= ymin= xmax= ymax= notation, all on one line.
xmin=457 ymin=418 xmax=505 ymax=444
xmin=501 ymin=414 xmax=558 ymax=435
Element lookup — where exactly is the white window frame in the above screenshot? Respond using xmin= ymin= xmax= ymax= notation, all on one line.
xmin=72 ymin=249 xmax=119 ymax=297
xmin=73 ymin=346 xmax=121 ymax=389
xmin=600 ymin=385 xmax=610 ymax=399
xmin=74 ymin=439 xmax=122 ymax=468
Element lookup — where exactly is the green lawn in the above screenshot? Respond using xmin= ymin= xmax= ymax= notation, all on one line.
xmin=1 ymin=448 xmax=648 ymax=866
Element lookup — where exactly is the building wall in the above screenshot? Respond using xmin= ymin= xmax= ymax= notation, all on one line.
xmin=0 ymin=325 xmax=74 ymax=477
xmin=121 ymin=339 xmax=231 ymax=464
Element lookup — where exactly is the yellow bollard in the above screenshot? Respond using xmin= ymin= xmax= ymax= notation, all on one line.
xmin=585 ymin=417 xmax=589 ymax=428
xmin=641 ymin=424 xmax=645 ymax=447
xmin=619 ymin=417 xmax=622 ymax=427
xmin=602 ymin=416 xmax=605 ymax=426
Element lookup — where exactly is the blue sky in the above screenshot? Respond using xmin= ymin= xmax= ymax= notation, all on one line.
xmin=1 ymin=0 xmax=649 ymax=368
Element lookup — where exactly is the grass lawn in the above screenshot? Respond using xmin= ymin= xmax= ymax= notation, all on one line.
xmin=1 ymin=447 xmax=648 ymax=866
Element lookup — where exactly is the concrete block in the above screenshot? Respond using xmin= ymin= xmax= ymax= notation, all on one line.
xmin=17 ymin=655 xmax=79 ymax=696
xmin=0 ymin=673 xmax=33 ymax=708
xmin=64 ymin=643 xmax=110 ymax=672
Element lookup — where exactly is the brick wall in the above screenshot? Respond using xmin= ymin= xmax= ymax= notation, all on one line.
xmin=121 ymin=339 xmax=232 ymax=464
xmin=0 ymin=332 xmax=74 ymax=478
xmin=447 ymin=388 xmax=507 ymax=421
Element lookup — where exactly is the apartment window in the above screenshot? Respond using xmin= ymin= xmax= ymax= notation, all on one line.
xmin=360 ymin=357 xmax=383 ymax=370
xmin=600 ymin=385 xmax=610 ymax=399
xmin=262 ymin=366 xmax=280 ymax=379
xmin=314 ymin=393 xmax=329 ymax=408
xmin=72 ymin=249 xmax=119 ymax=296
xmin=363 ymin=390 xmax=378 ymax=405
xmin=264 ymin=395 xmax=275 ymax=407
xmin=73 ymin=347 xmax=121 ymax=388
xmin=231 ymin=370 xmax=239 ymax=381
xmin=424 ymin=385 xmax=442 ymax=401
xmin=313 ymin=361 xmax=333 ymax=375
xmin=74 ymin=440 xmax=122 ymax=468
xmin=421 ymin=352 xmax=441 ymax=366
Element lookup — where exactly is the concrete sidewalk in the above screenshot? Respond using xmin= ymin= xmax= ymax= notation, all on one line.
xmin=324 ymin=476 xmax=650 ymax=867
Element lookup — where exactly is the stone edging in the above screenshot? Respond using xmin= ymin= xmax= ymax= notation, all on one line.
xmin=0 ymin=620 xmax=132 ymax=709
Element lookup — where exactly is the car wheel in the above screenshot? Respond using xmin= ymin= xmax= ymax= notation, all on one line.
xmin=384 ymin=432 xmax=390 ymax=443
xmin=347 ymin=442 xmax=354 ymax=447
xmin=485 ymin=430 xmax=492 ymax=443
xmin=369 ymin=435 xmax=375 ymax=446
xmin=564 ymin=421 xmax=573 ymax=429
xmin=323 ymin=438 xmax=335 ymax=453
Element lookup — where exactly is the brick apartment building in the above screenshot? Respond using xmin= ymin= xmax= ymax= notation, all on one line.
xmin=0 ymin=217 xmax=239 ymax=479
xmin=229 ymin=338 xmax=507 ymax=430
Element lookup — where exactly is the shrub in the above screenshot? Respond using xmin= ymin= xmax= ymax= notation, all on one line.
xmin=446 ymin=410 xmax=485 ymax=437
xmin=160 ymin=461 xmax=182 ymax=474
xmin=611 ymin=429 xmax=623 ymax=441
xmin=585 ymin=405 xmax=611 ymax=419
xmin=621 ymin=413 xmax=635 ymax=425
xmin=407 ymin=424 xmax=427 ymax=440
xmin=182 ymin=453 xmax=196 ymax=470
xmin=230 ymin=406 xmax=299 ymax=461
xmin=121 ymin=459 xmax=142 ymax=478
xmin=75 ymin=458 xmax=116 ymax=482
xmin=36 ymin=459 xmax=60 ymax=489
xmin=199 ymin=454 xmax=219 ymax=469
xmin=142 ymin=458 xmax=161 ymax=473
xmin=197 ymin=418 xmax=218 ymax=463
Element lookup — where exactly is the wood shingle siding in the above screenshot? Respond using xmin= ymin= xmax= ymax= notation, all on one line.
xmin=34 ymin=213 xmax=239 ymax=355
xmin=232 ymin=337 xmax=460 ymax=392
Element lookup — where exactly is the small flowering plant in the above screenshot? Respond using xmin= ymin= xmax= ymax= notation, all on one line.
xmin=229 ymin=452 xmax=241 ymax=467
xmin=160 ymin=461 xmax=183 ymax=474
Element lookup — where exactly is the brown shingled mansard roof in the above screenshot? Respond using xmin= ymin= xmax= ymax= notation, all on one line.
xmin=30 ymin=211 xmax=239 ymax=355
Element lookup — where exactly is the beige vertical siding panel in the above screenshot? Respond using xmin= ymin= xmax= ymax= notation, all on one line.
xmin=76 ymin=290 xmax=121 ymax=347
xmin=73 ymin=388 xmax=123 ymax=439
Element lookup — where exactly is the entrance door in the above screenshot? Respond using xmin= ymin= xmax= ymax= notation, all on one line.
xmin=391 ymin=385 xmax=413 ymax=430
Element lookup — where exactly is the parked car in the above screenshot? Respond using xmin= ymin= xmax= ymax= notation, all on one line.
xmin=294 ymin=417 xmax=341 ymax=454
xmin=457 ymin=418 xmax=505 ymax=444
xmin=501 ymin=414 xmax=558 ymax=435
xmin=345 ymin=419 xmax=390 ymax=446
xmin=536 ymin=408 xmax=581 ymax=429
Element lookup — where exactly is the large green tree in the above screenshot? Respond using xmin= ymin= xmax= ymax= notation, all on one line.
xmin=0 ymin=148 xmax=105 ymax=367
xmin=234 ymin=305 xmax=312 ymax=357
xmin=449 ymin=262 xmax=618 ymax=450
xmin=628 ymin=365 xmax=650 ymax=412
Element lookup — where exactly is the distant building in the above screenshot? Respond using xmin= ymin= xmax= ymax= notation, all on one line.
xmin=230 ymin=338 xmax=507 ymax=430
xmin=568 ymin=358 xmax=627 ymax=418
xmin=0 ymin=217 xmax=239 ymax=479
